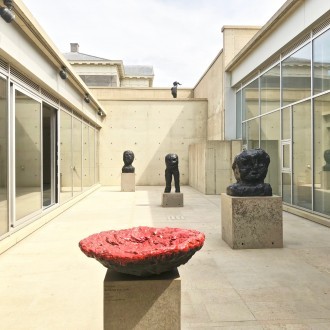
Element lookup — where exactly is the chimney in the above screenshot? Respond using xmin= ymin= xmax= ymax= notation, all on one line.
xmin=70 ymin=43 xmax=79 ymax=53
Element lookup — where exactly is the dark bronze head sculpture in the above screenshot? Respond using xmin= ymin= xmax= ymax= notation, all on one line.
xmin=323 ymin=149 xmax=330 ymax=171
xmin=164 ymin=153 xmax=180 ymax=193
xmin=226 ymin=148 xmax=272 ymax=196
xmin=171 ymin=81 xmax=181 ymax=98
xmin=122 ymin=150 xmax=135 ymax=173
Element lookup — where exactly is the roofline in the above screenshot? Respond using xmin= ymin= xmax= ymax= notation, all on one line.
xmin=11 ymin=0 xmax=107 ymax=117
xmin=225 ymin=0 xmax=302 ymax=72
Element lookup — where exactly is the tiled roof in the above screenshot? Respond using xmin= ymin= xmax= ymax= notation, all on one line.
xmin=63 ymin=52 xmax=110 ymax=62
xmin=124 ymin=65 xmax=154 ymax=77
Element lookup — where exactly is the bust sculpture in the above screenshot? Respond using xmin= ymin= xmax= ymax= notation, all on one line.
xmin=164 ymin=153 xmax=180 ymax=193
xmin=323 ymin=149 xmax=330 ymax=171
xmin=226 ymin=148 xmax=272 ymax=196
xmin=122 ymin=150 xmax=135 ymax=173
xmin=171 ymin=81 xmax=181 ymax=98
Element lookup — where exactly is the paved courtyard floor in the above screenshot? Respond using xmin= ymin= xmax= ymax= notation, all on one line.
xmin=1 ymin=186 xmax=330 ymax=329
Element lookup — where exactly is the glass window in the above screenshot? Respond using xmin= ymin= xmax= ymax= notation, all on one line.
xmin=244 ymin=118 xmax=259 ymax=149
xmin=15 ymin=89 xmax=42 ymax=221
xmin=89 ymin=127 xmax=95 ymax=186
xmin=260 ymin=111 xmax=281 ymax=195
xmin=292 ymin=100 xmax=312 ymax=210
xmin=236 ymin=90 xmax=242 ymax=138
xmin=72 ymin=117 xmax=82 ymax=196
xmin=260 ymin=64 xmax=281 ymax=114
xmin=313 ymin=93 xmax=330 ymax=216
xmin=282 ymin=43 xmax=311 ymax=106
xmin=83 ymin=123 xmax=90 ymax=190
xmin=243 ymin=79 xmax=259 ymax=120
xmin=282 ymin=107 xmax=291 ymax=140
xmin=60 ymin=111 xmax=72 ymax=203
xmin=282 ymin=173 xmax=291 ymax=204
xmin=0 ymin=76 xmax=8 ymax=235
xmin=313 ymin=28 xmax=330 ymax=95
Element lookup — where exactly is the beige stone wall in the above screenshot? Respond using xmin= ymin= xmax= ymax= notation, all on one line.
xmin=222 ymin=26 xmax=260 ymax=68
xmin=98 ymin=99 xmax=207 ymax=186
xmin=91 ymin=87 xmax=194 ymax=100
xmin=189 ymin=140 xmax=242 ymax=194
xmin=194 ymin=52 xmax=224 ymax=141
xmin=121 ymin=78 xmax=150 ymax=88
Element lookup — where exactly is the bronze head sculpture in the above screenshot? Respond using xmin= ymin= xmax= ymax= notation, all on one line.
xmin=164 ymin=153 xmax=180 ymax=193
xmin=122 ymin=150 xmax=135 ymax=173
xmin=226 ymin=148 xmax=272 ymax=196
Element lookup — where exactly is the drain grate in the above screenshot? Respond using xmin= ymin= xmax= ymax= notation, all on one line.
xmin=167 ymin=215 xmax=185 ymax=220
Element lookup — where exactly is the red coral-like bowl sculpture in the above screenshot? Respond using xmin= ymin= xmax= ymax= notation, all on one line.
xmin=79 ymin=226 xmax=205 ymax=276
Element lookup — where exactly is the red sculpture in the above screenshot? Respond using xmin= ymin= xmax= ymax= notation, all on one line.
xmin=79 ymin=226 xmax=205 ymax=276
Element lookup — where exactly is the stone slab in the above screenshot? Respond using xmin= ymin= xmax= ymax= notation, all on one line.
xmin=221 ymin=193 xmax=283 ymax=249
xmin=162 ymin=193 xmax=184 ymax=207
xmin=121 ymin=173 xmax=135 ymax=192
xmin=104 ymin=269 xmax=181 ymax=330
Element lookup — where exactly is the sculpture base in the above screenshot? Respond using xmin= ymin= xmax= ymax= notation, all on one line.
xmin=121 ymin=173 xmax=135 ymax=192
xmin=321 ymin=171 xmax=330 ymax=189
xmin=221 ymin=193 xmax=283 ymax=249
xmin=162 ymin=193 xmax=183 ymax=207
xmin=104 ymin=269 xmax=181 ymax=330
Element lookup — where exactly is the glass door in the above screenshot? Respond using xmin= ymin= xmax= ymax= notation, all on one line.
xmin=0 ymin=75 xmax=8 ymax=236
xmin=42 ymin=103 xmax=57 ymax=208
xmin=14 ymin=88 xmax=42 ymax=223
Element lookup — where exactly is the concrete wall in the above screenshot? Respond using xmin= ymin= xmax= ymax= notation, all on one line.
xmin=98 ymin=99 xmax=207 ymax=186
xmin=91 ymin=87 xmax=194 ymax=100
xmin=189 ymin=140 xmax=242 ymax=194
xmin=194 ymin=52 xmax=224 ymax=141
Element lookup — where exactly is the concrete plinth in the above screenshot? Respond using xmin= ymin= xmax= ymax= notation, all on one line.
xmin=221 ymin=193 xmax=283 ymax=249
xmin=162 ymin=193 xmax=183 ymax=207
xmin=104 ymin=269 xmax=181 ymax=330
xmin=121 ymin=173 xmax=135 ymax=192
xmin=321 ymin=171 xmax=330 ymax=189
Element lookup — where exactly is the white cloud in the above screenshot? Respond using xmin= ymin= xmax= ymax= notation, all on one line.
xmin=23 ymin=0 xmax=287 ymax=87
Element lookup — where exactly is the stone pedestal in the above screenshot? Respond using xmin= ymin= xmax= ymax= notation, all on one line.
xmin=221 ymin=193 xmax=283 ymax=249
xmin=121 ymin=173 xmax=135 ymax=192
xmin=104 ymin=269 xmax=181 ymax=330
xmin=162 ymin=193 xmax=183 ymax=207
xmin=321 ymin=171 xmax=330 ymax=189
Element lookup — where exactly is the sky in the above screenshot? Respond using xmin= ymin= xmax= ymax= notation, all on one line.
xmin=22 ymin=0 xmax=287 ymax=87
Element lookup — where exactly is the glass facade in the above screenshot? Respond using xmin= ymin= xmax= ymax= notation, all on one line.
xmin=60 ymin=110 xmax=98 ymax=204
xmin=236 ymin=26 xmax=330 ymax=218
xmin=0 ymin=64 xmax=100 ymax=238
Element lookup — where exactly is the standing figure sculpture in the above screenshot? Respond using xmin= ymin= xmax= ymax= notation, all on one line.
xmin=122 ymin=150 xmax=135 ymax=173
xmin=226 ymin=148 xmax=272 ymax=196
xmin=323 ymin=149 xmax=330 ymax=171
xmin=171 ymin=81 xmax=181 ymax=98
xmin=164 ymin=153 xmax=180 ymax=193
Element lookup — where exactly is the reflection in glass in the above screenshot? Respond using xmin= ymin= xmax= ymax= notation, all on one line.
xmin=243 ymin=79 xmax=259 ymax=120
xmin=0 ymin=77 xmax=8 ymax=235
xmin=292 ymin=101 xmax=312 ymax=209
xmin=260 ymin=111 xmax=281 ymax=195
xmin=314 ymin=93 xmax=330 ymax=216
xmin=245 ymin=118 xmax=260 ymax=149
xmin=283 ymin=144 xmax=290 ymax=169
xmin=282 ymin=107 xmax=291 ymax=140
xmin=313 ymin=29 xmax=330 ymax=95
xmin=282 ymin=43 xmax=311 ymax=106
xmin=89 ymin=127 xmax=95 ymax=186
xmin=60 ymin=111 xmax=72 ymax=203
xmin=260 ymin=64 xmax=280 ymax=114
xmin=15 ymin=90 xmax=42 ymax=220
xmin=236 ymin=90 xmax=242 ymax=138
xmin=282 ymin=173 xmax=291 ymax=203
xmin=83 ymin=124 xmax=90 ymax=190
xmin=72 ymin=117 xmax=82 ymax=196
xmin=95 ymin=129 xmax=100 ymax=183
